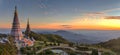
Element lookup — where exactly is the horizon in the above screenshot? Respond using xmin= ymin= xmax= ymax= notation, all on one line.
xmin=1 ymin=0 xmax=120 ymax=30
xmin=1 ymin=28 xmax=120 ymax=34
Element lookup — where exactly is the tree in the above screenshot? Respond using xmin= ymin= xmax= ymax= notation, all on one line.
xmin=91 ymin=49 xmax=98 ymax=55
xmin=1 ymin=49 xmax=10 ymax=55
xmin=69 ymin=43 xmax=74 ymax=47
xmin=0 ymin=36 xmax=17 ymax=55
xmin=58 ymin=43 xmax=60 ymax=46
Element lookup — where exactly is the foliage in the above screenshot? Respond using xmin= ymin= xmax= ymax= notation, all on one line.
xmin=0 ymin=34 xmax=7 ymax=38
xmin=98 ymin=37 xmax=120 ymax=55
xmin=102 ymin=52 xmax=115 ymax=55
xmin=38 ymin=50 xmax=55 ymax=55
xmin=0 ymin=36 xmax=17 ymax=55
xmin=64 ymin=49 xmax=77 ymax=55
xmin=0 ymin=32 xmax=71 ymax=55
xmin=91 ymin=49 xmax=98 ymax=55
xmin=76 ymin=46 xmax=90 ymax=51
xmin=29 ymin=31 xmax=70 ymax=43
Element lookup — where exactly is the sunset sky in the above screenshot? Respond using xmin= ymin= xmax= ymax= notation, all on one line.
xmin=1 ymin=0 xmax=120 ymax=30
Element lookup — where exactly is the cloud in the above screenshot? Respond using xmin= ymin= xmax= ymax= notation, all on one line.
xmin=75 ymin=7 xmax=120 ymax=20
xmin=82 ymin=8 xmax=120 ymax=18
xmin=102 ymin=8 xmax=120 ymax=13
xmin=105 ymin=16 xmax=120 ymax=19
xmin=83 ymin=12 xmax=106 ymax=17
xmin=73 ymin=12 xmax=106 ymax=20
xmin=76 ymin=8 xmax=120 ymax=20
xmin=60 ymin=25 xmax=72 ymax=29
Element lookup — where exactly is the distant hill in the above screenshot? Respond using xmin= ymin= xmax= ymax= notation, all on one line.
xmin=98 ymin=38 xmax=120 ymax=55
xmin=39 ymin=30 xmax=101 ymax=44
xmin=38 ymin=30 xmax=120 ymax=44
xmin=54 ymin=30 xmax=98 ymax=44
xmin=1 ymin=28 xmax=120 ymax=44
xmin=29 ymin=31 xmax=70 ymax=44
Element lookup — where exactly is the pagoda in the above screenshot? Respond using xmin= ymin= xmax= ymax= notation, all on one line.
xmin=11 ymin=6 xmax=35 ymax=50
xmin=25 ymin=18 xmax=31 ymax=37
xmin=11 ymin=6 xmax=23 ymax=41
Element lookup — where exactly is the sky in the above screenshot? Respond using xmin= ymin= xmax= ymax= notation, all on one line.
xmin=1 ymin=0 xmax=120 ymax=30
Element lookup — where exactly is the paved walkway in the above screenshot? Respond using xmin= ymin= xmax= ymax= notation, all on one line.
xmin=36 ymin=46 xmax=76 ymax=54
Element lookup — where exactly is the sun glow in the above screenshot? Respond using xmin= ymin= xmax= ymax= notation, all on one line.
xmin=2 ymin=16 xmax=120 ymax=30
xmin=98 ymin=19 xmax=120 ymax=27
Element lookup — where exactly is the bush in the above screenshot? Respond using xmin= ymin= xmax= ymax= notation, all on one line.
xmin=102 ymin=52 xmax=115 ymax=55
xmin=91 ymin=49 xmax=98 ymax=55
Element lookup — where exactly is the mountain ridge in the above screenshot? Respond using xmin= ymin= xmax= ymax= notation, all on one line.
xmin=39 ymin=30 xmax=101 ymax=44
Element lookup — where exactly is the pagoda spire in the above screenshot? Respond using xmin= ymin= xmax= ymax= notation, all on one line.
xmin=25 ymin=18 xmax=31 ymax=37
xmin=13 ymin=6 xmax=19 ymax=24
xmin=11 ymin=6 xmax=23 ymax=40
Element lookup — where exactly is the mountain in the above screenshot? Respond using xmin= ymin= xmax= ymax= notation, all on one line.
xmin=53 ymin=30 xmax=101 ymax=44
xmin=29 ymin=31 xmax=70 ymax=44
xmin=32 ymin=30 xmax=120 ymax=44
xmin=98 ymin=38 xmax=120 ymax=55
xmin=1 ymin=28 xmax=120 ymax=43
xmin=76 ymin=30 xmax=120 ymax=42
xmin=39 ymin=30 xmax=101 ymax=44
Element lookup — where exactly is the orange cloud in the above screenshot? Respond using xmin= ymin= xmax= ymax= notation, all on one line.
xmin=105 ymin=16 xmax=120 ymax=19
